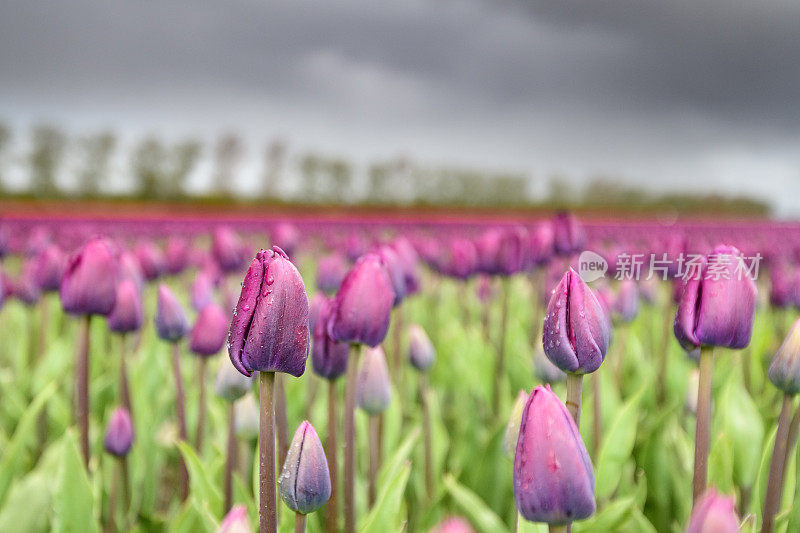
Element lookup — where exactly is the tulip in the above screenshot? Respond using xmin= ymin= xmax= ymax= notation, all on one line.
xmin=25 ymin=226 xmax=52 ymax=257
xmin=12 ymin=261 xmax=41 ymax=305
xmin=390 ymin=237 xmax=421 ymax=296
xmin=134 ymin=241 xmax=164 ymax=281
xmin=104 ymin=407 xmax=134 ymax=457
xmin=227 ymin=247 xmax=310 ymax=377
xmin=432 ymin=517 xmax=476 ymax=533
xmin=108 ymin=280 xmax=144 ymax=415
xmin=474 ymin=229 xmax=502 ymax=275
xmin=312 ymin=296 xmax=350 ymax=381
xmin=227 ymin=246 xmax=310 ymax=533
xmin=190 ymin=270 xmax=215 ymax=312
xmin=155 ymin=284 xmax=188 ymax=342
xmin=104 ymin=406 xmax=134 ymax=529
xmin=356 ymin=346 xmax=392 ymax=506
xmin=377 ymin=244 xmax=406 ymax=307
xmin=189 ymin=303 xmax=229 ymax=451
xmin=686 ymin=489 xmax=739 ymax=533
xmin=234 ymin=393 xmax=259 ymax=441
xmin=763 ymin=318 xmax=800 ymax=532
xmin=407 ymin=324 xmax=435 ymax=372
xmin=165 ymin=237 xmax=190 ymax=275
xmin=529 ymin=222 xmax=554 ymax=267
xmin=118 ymin=251 xmax=144 ymax=292
xmin=316 ymin=253 xmax=348 ymax=294
xmin=496 ymin=226 xmax=530 ymax=276
xmin=272 ymin=222 xmax=300 ymax=259
xmin=439 ymin=238 xmax=477 ymax=280
xmin=672 ymin=245 xmax=757 ymax=502
xmin=514 ymin=385 xmax=595 ymax=526
xmin=613 ymin=280 xmax=639 ymax=324
xmin=218 ymin=505 xmax=252 ymax=533
xmin=278 ymin=421 xmax=331 ymax=532
xmin=33 ymin=244 xmax=67 ymax=292
xmin=552 ymin=211 xmax=585 ymax=256
xmin=60 ymin=237 xmax=119 ymax=468
xmin=213 ymin=227 xmax=246 ymax=273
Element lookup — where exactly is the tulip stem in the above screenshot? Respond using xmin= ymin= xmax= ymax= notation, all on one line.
xmin=171 ymin=342 xmax=189 ymax=501
xmin=565 ymin=374 xmax=583 ymax=426
xmin=195 ymin=358 xmax=207 ymax=453
xmin=420 ymin=373 xmax=434 ymax=498
xmin=762 ymin=394 xmax=795 ymax=533
xmin=120 ymin=456 xmax=130 ymax=526
xmin=224 ymin=403 xmax=237 ymax=513
xmin=592 ymin=373 xmax=602 ymax=459
xmin=368 ymin=415 xmax=379 ymax=507
xmin=657 ymin=308 xmax=672 ymax=403
xmin=493 ymin=277 xmax=511 ymax=414
xmin=119 ymin=333 xmax=132 ymax=417
xmin=326 ymin=380 xmax=339 ymax=533
xmin=692 ymin=346 xmax=714 ymax=503
xmin=548 ymin=526 xmax=568 ymax=533
xmin=294 ymin=512 xmax=306 ymax=533
xmin=109 ymin=457 xmax=118 ymax=532
xmin=344 ymin=344 xmax=361 ymax=533
xmin=276 ymin=374 xmax=290 ymax=465
xmin=76 ymin=314 xmax=92 ymax=469
xmin=783 ymin=401 xmax=800 ymax=483
xmin=259 ymin=371 xmax=277 ymax=533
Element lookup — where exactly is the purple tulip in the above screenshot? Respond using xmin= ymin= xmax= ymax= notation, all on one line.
xmin=431 ymin=517 xmax=475 ymax=533
xmin=768 ymin=317 xmax=800 ymax=395
xmin=552 ymin=211 xmax=586 ymax=256
xmin=613 ymin=280 xmax=640 ymax=323
xmin=440 ymin=238 xmax=478 ymax=280
xmin=542 ymin=268 xmax=611 ymax=374
xmin=165 ymin=237 xmax=190 ymax=275
xmin=134 ymin=242 xmax=164 ymax=281
xmin=356 ymin=346 xmax=392 ymax=415
xmin=33 ymin=244 xmax=67 ymax=292
xmin=227 ymin=247 xmax=310 ymax=377
xmin=12 ymin=261 xmax=41 ymax=305
xmin=529 ymin=222 xmax=555 ymax=267
xmin=190 ymin=303 xmax=229 ymax=356
xmin=474 ymin=229 xmax=502 ymax=275
xmin=769 ymin=264 xmax=792 ymax=308
xmin=514 ymin=385 xmax=595 ymax=524
xmin=311 ymin=295 xmax=350 ymax=380
xmin=344 ymin=232 xmax=366 ymax=262
xmin=390 ymin=237 xmax=421 ymax=296
xmin=108 ymin=280 xmax=144 ymax=333
xmin=155 ymin=284 xmax=188 ymax=342
xmin=26 ymin=227 xmax=52 ymax=257
xmin=190 ymin=270 xmax=215 ymax=312
xmin=496 ymin=226 xmax=530 ymax=276
xmin=316 ymin=253 xmax=348 ymax=294
xmin=104 ymin=407 xmax=134 ymax=457
xmin=213 ymin=227 xmax=246 ymax=273
xmin=278 ymin=421 xmax=332 ymax=514
xmin=407 ymin=324 xmax=435 ymax=371
xmin=118 ymin=251 xmax=145 ymax=292
xmin=673 ymin=245 xmax=757 ymax=351
xmin=60 ymin=237 xmax=118 ymax=316
xmin=218 ymin=505 xmax=252 ymax=533
xmin=214 ymin=358 xmax=254 ymax=402
xmin=272 ymin=222 xmax=300 ymax=259
xmin=328 ymin=253 xmax=394 ymax=347
xmin=685 ymin=489 xmax=739 ymax=533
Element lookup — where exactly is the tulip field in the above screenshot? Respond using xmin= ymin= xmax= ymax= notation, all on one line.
xmin=2 ymin=211 xmax=800 ymax=533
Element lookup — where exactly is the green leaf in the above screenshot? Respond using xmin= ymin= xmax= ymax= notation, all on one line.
xmin=516 ymin=517 xmax=548 ymax=533
xmin=0 ymin=381 xmax=57 ymax=505
xmin=443 ymin=474 xmax=510 ymax=533
xmin=595 ymin=382 xmax=646 ymax=499
xmin=707 ymin=432 xmax=734 ymax=494
xmin=177 ymin=440 xmax=223 ymax=514
xmin=51 ymin=430 xmax=98 ymax=533
xmin=0 ymin=472 xmax=51 ymax=532
xmin=572 ymin=496 xmax=635 ymax=533
xmin=358 ymin=461 xmax=411 ymax=533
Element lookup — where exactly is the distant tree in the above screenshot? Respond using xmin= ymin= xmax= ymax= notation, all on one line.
xmin=29 ymin=124 xmax=67 ymax=196
xmin=77 ymin=131 xmax=116 ymax=197
xmin=262 ymin=139 xmax=287 ymax=199
xmin=168 ymin=139 xmax=202 ymax=198
xmin=327 ymin=158 xmax=352 ymax=203
xmin=299 ymin=153 xmax=322 ymax=202
xmin=131 ymin=136 xmax=168 ymax=198
xmin=211 ymin=133 xmax=244 ymax=197
xmin=0 ymin=122 xmax=11 ymax=192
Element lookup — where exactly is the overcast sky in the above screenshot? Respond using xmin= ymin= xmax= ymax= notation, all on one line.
xmin=1 ymin=0 xmax=799 ymax=215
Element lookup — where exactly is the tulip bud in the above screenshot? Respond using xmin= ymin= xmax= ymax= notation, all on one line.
xmin=228 ymin=247 xmax=310 ymax=377
xmin=165 ymin=237 xmax=190 ymax=275
xmin=316 ymin=253 xmax=347 ymax=294
xmin=474 ymin=229 xmax=502 ymax=275
xmin=390 ymin=237 xmax=421 ymax=296
xmin=311 ymin=296 xmax=350 ymax=380
xmin=218 ymin=505 xmax=252 ymax=533
xmin=378 ymin=244 xmax=407 ymax=306
xmin=33 ymin=244 xmax=67 ymax=292
xmin=356 ymin=346 xmax=392 ymax=415
xmin=190 ymin=303 xmax=229 ymax=356
xmin=328 ymin=253 xmax=394 ymax=347
xmin=12 ymin=261 xmax=40 ymax=305
xmin=613 ymin=280 xmax=639 ymax=323
xmin=432 ymin=517 xmax=476 ymax=533
xmin=552 ymin=211 xmax=586 ymax=256
xmin=534 ymin=343 xmax=566 ymax=384
xmin=104 ymin=407 xmax=134 ymax=457
xmin=60 ymin=237 xmax=118 ymax=316
xmin=542 ymin=268 xmax=611 ymax=374
xmin=439 ymin=238 xmax=478 ymax=280
xmin=108 ymin=280 xmax=144 ymax=333
xmin=134 ymin=242 xmax=164 ymax=281
xmin=496 ymin=226 xmax=530 ymax=276
xmin=118 ymin=251 xmax=144 ymax=292
xmin=190 ymin=270 xmax=215 ymax=312
xmin=685 ymin=488 xmax=739 ymax=533
xmin=213 ymin=227 xmax=246 ymax=273
xmin=345 ymin=232 xmax=366 ymax=262
xmin=215 ymin=358 xmax=254 ymax=402
xmin=529 ymin=222 xmax=554 ymax=267
xmin=155 ymin=284 xmax=188 ymax=342
xmin=503 ymin=390 xmax=528 ymax=457
xmin=407 ymin=324 xmax=435 ymax=371
xmin=674 ymin=245 xmax=756 ymax=351
xmin=514 ymin=385 xmax=595 ymax=524
xmin=278 ymin=421 xmax=332 ymax=514
xmin=768 ymin=317 xmax=800 ymax=394
xmin=234 ymin=393 xmax=259 ymax=440
xmin=272 ymin=222 xmax=300 ymax=259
